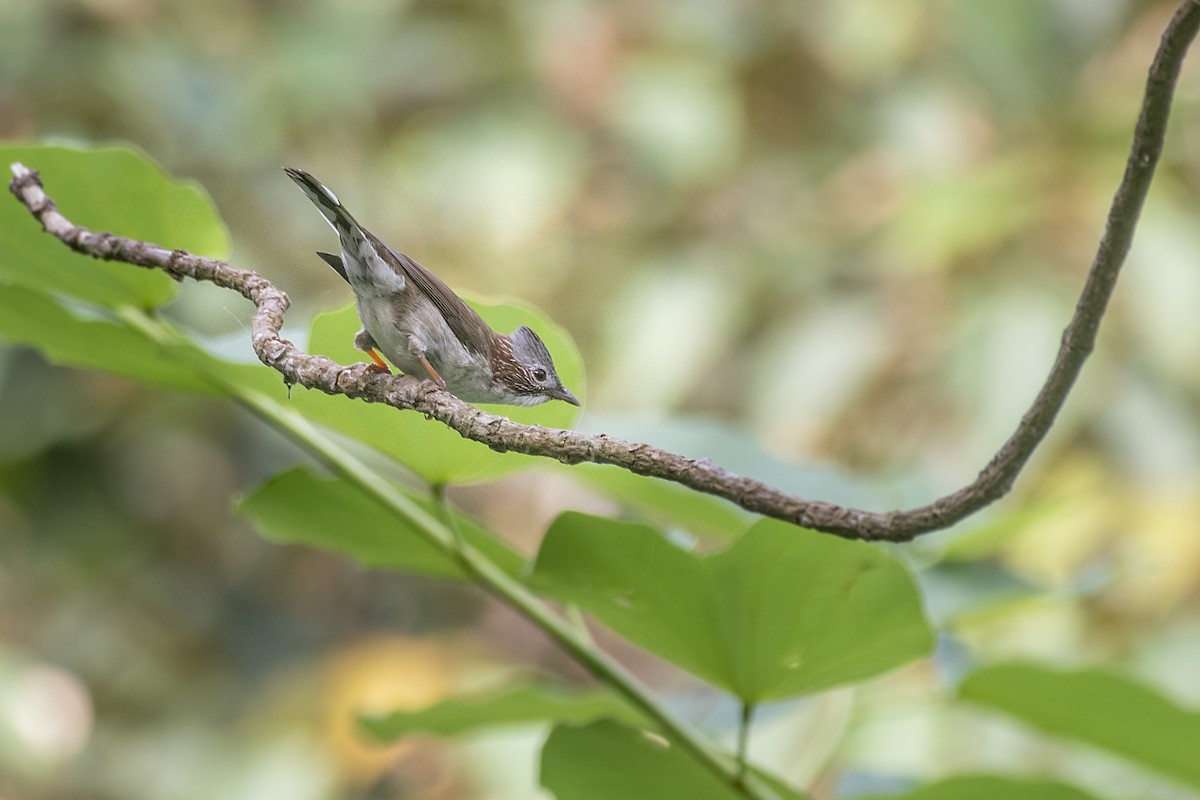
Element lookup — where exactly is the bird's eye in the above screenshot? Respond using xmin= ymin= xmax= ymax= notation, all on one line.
xmin=533 ymin=368 xmax=548 ymax=382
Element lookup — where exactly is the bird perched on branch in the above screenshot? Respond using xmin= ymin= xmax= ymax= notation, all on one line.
xmin=285 ymin=168 xmax=579 ymax=407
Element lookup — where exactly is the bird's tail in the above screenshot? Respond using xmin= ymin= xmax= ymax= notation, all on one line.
xmin=284 ymin=167 xmax=361 ymax=240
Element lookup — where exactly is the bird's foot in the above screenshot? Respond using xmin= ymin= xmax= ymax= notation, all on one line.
xmin=413 ymin=351 xmax=447 ymax=389
xmin=365 ymin=349 xmax=391 ymax=374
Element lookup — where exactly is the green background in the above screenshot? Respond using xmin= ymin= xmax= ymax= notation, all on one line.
xmin=3 ymin=1 xmax=1200 ymax=799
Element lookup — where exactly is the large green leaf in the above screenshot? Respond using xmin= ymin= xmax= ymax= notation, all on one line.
xmin=238 ymin=467 xmax=526 ymax=580
xmin=862 ymin=776 xmax=1104 ymax=800
xmin=570 ymin=462 xmax=750 ymax=538
xmin=295 ymin=302 xmax=583 ymax=484
xmin=0 ymin=143 xmax=228 ymax=308
xmin=0 ymin=282 xmax=289 ymax=404
xmin=361 ymin=683 xmax=646 ymax=742
xmin=540 ymin=720 xmax=808 ymax=800
xmin=960 ymin=664 xmax=1200 ymax=790
xmin=0 ymin=284 xmax=222 ymax=394
xmin=0 ymin=145 xmax=287 ymax=398
xmin=530 ymin=514 xmax=934 ymax=702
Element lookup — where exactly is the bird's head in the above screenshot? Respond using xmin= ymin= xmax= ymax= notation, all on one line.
xmin=490 ymin=325 xmax=579 ymax=407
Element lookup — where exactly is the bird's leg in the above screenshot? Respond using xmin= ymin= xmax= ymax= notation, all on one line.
xmin=365 ymin=349 xmax=390 ymax=373
xmin=408 ymin=338 xmax=446 ymax=389
xmin=355 ymin=329 xmax=390 ymax=374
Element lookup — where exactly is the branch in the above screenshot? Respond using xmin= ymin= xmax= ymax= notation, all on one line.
xmin=8 ymin=0 xmax=1200 ymax=542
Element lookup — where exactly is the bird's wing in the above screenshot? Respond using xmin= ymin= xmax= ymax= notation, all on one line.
xmin=370 ymin=235 xmax=495 ymax=359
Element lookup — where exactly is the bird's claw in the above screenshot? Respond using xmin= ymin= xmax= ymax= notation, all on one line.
xmin=364 ymin=348 xmax=391 ymax=374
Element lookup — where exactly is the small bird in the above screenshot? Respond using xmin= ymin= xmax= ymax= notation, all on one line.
xmin=285 ymin=168 xmax=579 ymax=407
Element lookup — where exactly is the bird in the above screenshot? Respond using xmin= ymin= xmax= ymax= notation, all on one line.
xmin=285 ymin=168 xmax=579 ymax=407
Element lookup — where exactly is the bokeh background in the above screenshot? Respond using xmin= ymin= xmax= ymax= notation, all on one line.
xmin=3 ymin=0 xmax=1200 ymax=798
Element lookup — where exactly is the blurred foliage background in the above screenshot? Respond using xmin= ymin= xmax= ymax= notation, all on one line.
xmin=2 ymin=0 xmax=1200 ymax=798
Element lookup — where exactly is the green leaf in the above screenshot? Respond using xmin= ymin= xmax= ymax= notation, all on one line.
xmin=237 ymin=467 xmax=526 ymax=580
xmin=361 ymin=683 xmax=646 ymax=741
xmin=0 ymin=284 xmax=218 ymax=394
xmin=530 ymin=514 xmax=934 ymax=702
xmin=540 ymin=719 xmax=808 ymax=800
xmin=571 ymin=462 xmax=749 ymax=538
xmin=0 ymin=143 xmax=229 ymax=308
xmin=0 ymin=146 xmax=292 ymax=402
xmin=861 ymin=776 xmax=1105 ymax=800
xmin=295 ymin=302 xmax=583 ymax=484
xmin=960 ymin=664 xmax=1200 ymax=790
xmin=0 ymin=283 xmax=288 ymax=404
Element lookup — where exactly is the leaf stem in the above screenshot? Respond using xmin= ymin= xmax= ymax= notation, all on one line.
xmin=565 ymin=604 xmax=594 ymax=646
xmin=431 ymin=482 xmax=470 ymax=569
xmin=737 ymin=701 xmax=755 ymax=787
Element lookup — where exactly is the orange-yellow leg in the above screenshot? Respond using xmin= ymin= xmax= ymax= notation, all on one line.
xmin=416 ymin=353 xmax=447 ymax=389
xmin=365 ymin=348 xmax=391 ymax=374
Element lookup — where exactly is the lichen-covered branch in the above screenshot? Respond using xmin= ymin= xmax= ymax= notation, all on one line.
xmin=8 ymin=1 xmax=1199 ymax=542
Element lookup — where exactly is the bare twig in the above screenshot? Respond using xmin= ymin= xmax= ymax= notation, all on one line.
xmin=8 ymin=1 xmax=1200 ymax=542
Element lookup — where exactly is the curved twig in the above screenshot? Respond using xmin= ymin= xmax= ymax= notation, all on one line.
xmin=8 ymin=0 xmax=1200 ymax=542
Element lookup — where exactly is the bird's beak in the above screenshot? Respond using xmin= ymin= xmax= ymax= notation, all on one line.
xmin=553 ymin=386 xmax=581 ymax=406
